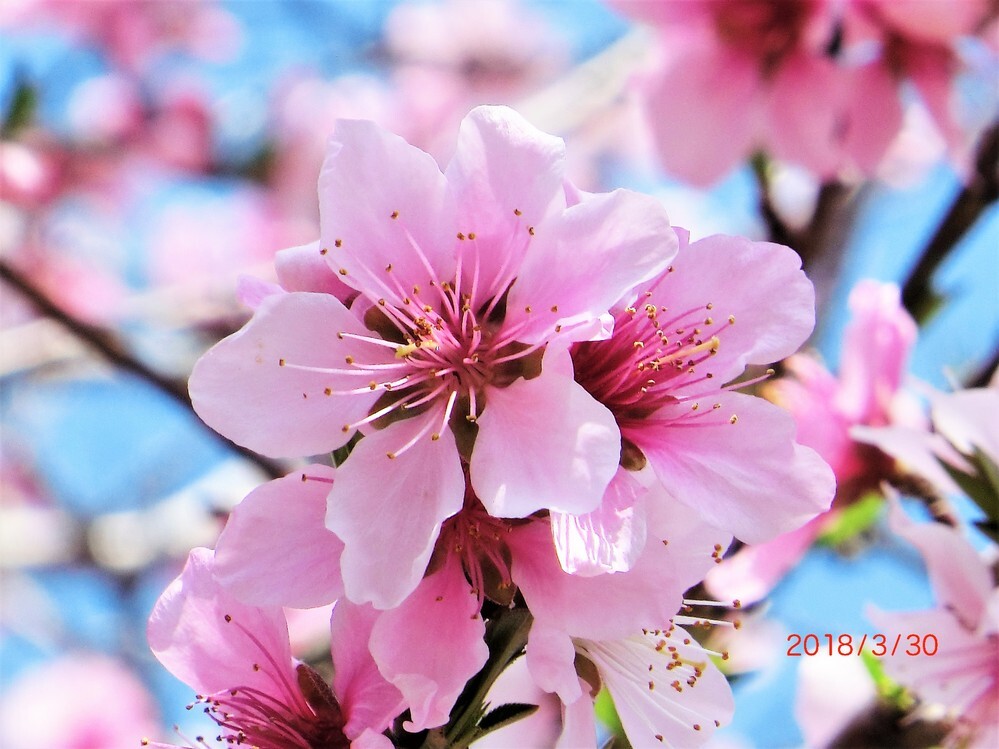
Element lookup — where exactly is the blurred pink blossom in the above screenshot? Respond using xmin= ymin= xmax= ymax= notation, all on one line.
xmin=0 ymin=653 xmax=160 ymax=749
xmin=708 ymin=279 xmax=920 ymax=604
xmin=840 ymin=0 xmax=991 ymax=170
xmin=614 ymin=0 xmax=846 ymax=184
xmin=869 ymin=498 xmax=999 ymax=748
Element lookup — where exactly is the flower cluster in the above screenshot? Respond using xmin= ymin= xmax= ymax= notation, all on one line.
xmin=147 ymin=106 xmax=833 ymax=747
xmin=612 ymin=0 xmax=994 ymax=183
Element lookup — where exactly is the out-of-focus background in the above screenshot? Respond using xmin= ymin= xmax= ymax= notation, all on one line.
xmin=1 ymin=1 xmax=996 ymax=746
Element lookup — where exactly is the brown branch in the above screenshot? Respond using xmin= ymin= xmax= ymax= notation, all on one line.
xmin=0 ymin=259 xmax=284 ymax=479
xmin=901 ymin=121 xmax=999 ymax=324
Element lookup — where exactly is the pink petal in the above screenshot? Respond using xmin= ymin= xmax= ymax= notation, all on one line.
xmin=350 ymin=729 xmax=396 ymax=749
xmin=867 ymin=606 xmax=997 ymax=716
xmin=236 ymin=274 xmax=282 ymax=309
xmin=318 ymin=119 xmax=456 ymax=309
xmin=330 ymin=601 xmax=406 ymax=739
xmin=275 ymin=240 xmax=356 ymax=302
xmin=645 ymin=43 xmax=761 ymax=185
xmin=214 ymin=465 xmax=344 ymax=609
xmin=509 ymin=520 xmax=691 ymax=642
xmin=650 ymin=234 xmax=816 ymax=386
xmin=866 ymin=0 xmax=987 ymax=43
xmin=886 ymin=496 xmax=992 ymax=629
xmin=836 ymin=281 xmax=916 ymax=424
xmin=931 ymin=387 xmax=999 ymax=464
xmin=851 ymin=424 xmax=963 ymax=494
xmin=551 ymin=467 xmax=649 ymax=576
xmin=327 ymin=413 xmax=464 ymax=609
xmin=766 ymin=53 xmax=845 ymax=177
xmin=526 ymin=622 xmax=582 ymax=704
xmin=705 ymin=516 xmax=825 ymax=605
xmin=641 ymin=481 xmax=735 ymax=591
xmin=369 ymin=564 xmax=488 ymax=731
xmin=843 ymin=62 xmax=903 ymax=173
xmin=555 ymin=680 xmax=598 ymax=749
xmin=147 ymin=547 xmax=294 ymax=698
xmin=471 ymin=364 xmax=620 ymax=518
xmin=189 ymin=292 xmax=388 ymax=458
xmin=794 ymin=651 xmax=877 ymax=749
xmin=579 ymin=628 xmax=733 ymax=747
xmin=444 ymin=106 xmax=566 ymax=301
xmin=631 ymin=392 xmax=835 ymax=544
xmin=504 ymin=188 xmax=677 ymax=345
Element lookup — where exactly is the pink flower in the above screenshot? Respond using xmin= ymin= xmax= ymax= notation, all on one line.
xmin=840 ymin=0 xmax=991 ymax=170
xmin=189 ymin=105 xmax=677 ymax=609
xmin=868 ymin=498 xmax=999 ymax=748
xmin=0 ymin=653 xmax=159 ymax=749
xmin=514 ymin=493 xmax=737 ymax=747
xmin=569 ymin=228 xmax=834 ymax=547
xmin=770 ymin=280 xmax=920 ymax=501
xmin=855 ymin=385 xmax=999 ymax=501
xmin=614 ymin=0 xmax=846 ymax=184
xmin=147 ymin=547 xmax=403 ymax=749
xmin=708 ymin=279 xmax=918 ymax=603
xmin=212 ymin=464 xmax=731 ymax=737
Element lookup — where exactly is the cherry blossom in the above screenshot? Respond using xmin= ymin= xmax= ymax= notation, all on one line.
xmin=146 ymin=547 xmax=402 ymax=749
xmin=0 ymin=653 xmax=159 ymax=749
xmin=189 ymin=105 xmax=678 ymax=609
xmin=569 ymin=227 xmax=834 ymax=548
xmin=613 ymin=0 xmax=845 ymax=184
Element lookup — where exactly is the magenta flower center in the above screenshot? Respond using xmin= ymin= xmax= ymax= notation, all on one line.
xmin=434 ymin=482 xmax=523 ymax=605
xmin=190 ymin=614 xmax=350 ymax=749
xmin=572 ymin=292 xmax=732 ymax=426
xmin=288 ymin=239 xmax=543 ymax=457
xmin=712 ymin=0 xmax=816 ymax=70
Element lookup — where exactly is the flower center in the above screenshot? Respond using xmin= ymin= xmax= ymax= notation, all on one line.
xmin=431 ymin=479 xmax=525 ymax=606
xmin=572 ymin=293 xmax=731 ymax=425
xmin=184 ymin=614 xmax=351 ymax=749
xmin=712 ymin=0 xmax=816 ymax=72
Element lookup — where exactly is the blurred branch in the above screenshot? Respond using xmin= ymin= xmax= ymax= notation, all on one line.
xmin=0 ymin=259 xmax=284 ymax=479
xmin=901 ymin=121 xmax=999 ymax=324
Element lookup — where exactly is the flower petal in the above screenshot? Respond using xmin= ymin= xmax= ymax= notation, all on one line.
xmin=550 ymin=467 xmax=649 ymax=576
xmin=526 ymin=622 xmax=582 ymax=704
xmin=275 ymin=240 xmax=357 ymax=301
xmin=649 ymin=234 xmax=816 ymax=386
xmin=644 ymin=43 xmax=760 ymax=186
xmin=510 ymin=520 xmax=693 ymax=642
xmin=327 ymin=413 xmax=464 ymax=609
xmin=319 ymin=119 xmax=456 ymax=308
xmin=189 ymin=292 xmax=387 ymax=458
xmin=214 ymin=466 xmax=344 ymax=609
xmin=705 ymin=517 xmax=824 ymax=605
xmin=330 ymin=601 xmax=406 ymax=739
xmin=444 ymin=106 xmax=566 ymax=301
xmin=147 ymin=547 xmax=294 ymax=698
xmin=631 ymin=392 xmax=834 ymax=544
xmin=504 ymin=189 xmax=677 ymax=345
xmin=555 ymin=684 xmax=598 ymax=749
xmin=579 ymin=628 xmax=733 ymax=748
xmin=886 ymin=496 xmax=992 ymax=629
xmin=471 ymin=364 xmax=620 ymax=518
xmin=369 ymin=564 xmax=488 ymax=731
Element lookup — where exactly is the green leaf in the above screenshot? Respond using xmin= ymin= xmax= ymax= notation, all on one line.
xmin=816 ymin=493 xmax=883 ymax=546
xmin=941 ymin=450 xmax=999 ymax=524
xmin=859 ymin=650 xmax=913 ymax=711
xmin=476 ymin=702 xmax=538 ymax=736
